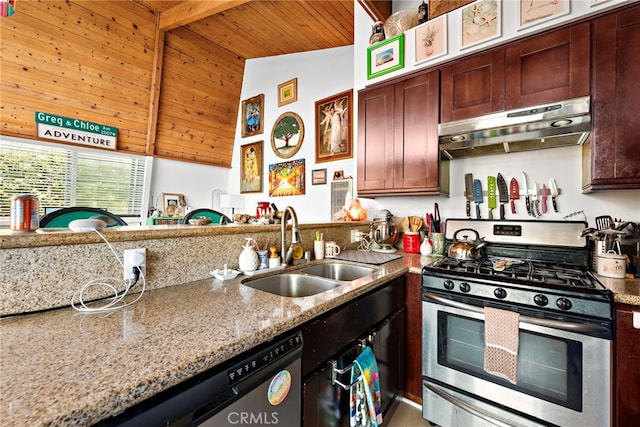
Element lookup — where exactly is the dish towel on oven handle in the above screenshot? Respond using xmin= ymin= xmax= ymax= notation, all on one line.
xmin=484 ymin=306 xmax=520 ymax=384
xmin=349 ymin=346 xmax=383 ymax=427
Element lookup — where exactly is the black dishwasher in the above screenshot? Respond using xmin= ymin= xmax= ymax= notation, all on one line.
xmin=301 ymin=277 xmax=406 ymax=426
xmin=97 ymin=332 xmax=303 ymax=426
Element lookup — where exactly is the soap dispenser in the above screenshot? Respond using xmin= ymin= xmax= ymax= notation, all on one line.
xmin=238 ymin=238 xmax=259 ymax=272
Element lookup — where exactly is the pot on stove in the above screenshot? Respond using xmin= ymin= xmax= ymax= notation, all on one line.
xmin=448 ymin=228 xmax=486 ymax=260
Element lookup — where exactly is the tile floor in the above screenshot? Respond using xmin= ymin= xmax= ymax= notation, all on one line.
xmin=386 ymin=397 xmax=432 ymax=427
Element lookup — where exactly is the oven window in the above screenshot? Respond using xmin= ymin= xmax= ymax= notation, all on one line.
xmin=438 ymin=313 xmax=582 ymax=411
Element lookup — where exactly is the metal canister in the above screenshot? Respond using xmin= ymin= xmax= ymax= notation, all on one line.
xmin=10 ymin=194 xmax=39 ymax=232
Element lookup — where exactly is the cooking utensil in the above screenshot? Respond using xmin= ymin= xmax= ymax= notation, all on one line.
xmin=448 ymin=228 xmax=486 ymax=260
xmin=409 ymin=215 xmax=423 ymax=232
xmin=473 ymin=179 xmax=483 ymax=219
xmin=532 ymin=182 xmax=541 ymax=217
xmin=465 ymin=173 xmax=474 ymax=219
xmin=487 ymin=176 xmax=496 ymax=220
xmin=548 ymin=178 xmax=559 ymax=212
xmin=433 ymin=203 xmax=441 ymax=233
xmin=541 ymin=184 xmax=548 ymax=214
xmin=595 ymin=215 xmax=613 ymax=231
xmin=522 ymin=172 xmax=532 ymax=216
xmin=509 ymin=177 xmax=519 ymax=214
xmin=496 ymin=173 xmax=508 ymax=220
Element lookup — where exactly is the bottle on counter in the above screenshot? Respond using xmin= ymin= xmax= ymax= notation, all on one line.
xmin=268 ymin=245 xmax=281 ymax=268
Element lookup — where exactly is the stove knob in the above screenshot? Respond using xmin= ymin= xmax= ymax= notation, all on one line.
xmin=534 ymin=294 xmax=549 ymax=306
xmin=494 ymin=288 xmax=507 ymax=299
xmin=459 ymin=282 xmax=471 ymax=293
xmin=443 ymin=280 xmax=455 ymax=290
xmin=556 ymin=297 xmax=572 ymax=311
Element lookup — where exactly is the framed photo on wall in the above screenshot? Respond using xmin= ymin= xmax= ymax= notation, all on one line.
xmin=268 ymin=159 xmax=305 ymax=197
xmin=367 ymin=33 xmax=405 ymax=79
xmin=415 ymin=14 xmax=448 ymax=64
xmin=312 ymin=169 xmax=327 ymax=185
xmin=271 ymin=111 xmax=304 ymax=159
xmin=241 ymin=94 xmax=264 ymax=138
xmin=240 ymin=140 xmax=263 ymax=194
xmin=314 ymin=89 xmax=353 ymax=163
xmin=461 ymin=0 xmax=501 ymax=49
xmin=519 ymin=0 xmax=570 ymax=29
xmin=277 ymin=78 xmax=298 ymax=107
xmin=162 ymin=193 xmax=186 ymax=216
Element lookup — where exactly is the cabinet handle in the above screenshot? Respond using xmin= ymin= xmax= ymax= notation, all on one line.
xmin=329 ymin=338 xmax=367 ymax=390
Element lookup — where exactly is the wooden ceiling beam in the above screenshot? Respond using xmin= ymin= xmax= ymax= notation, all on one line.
xmin=159 ymin=0 xmax=251 ymax=31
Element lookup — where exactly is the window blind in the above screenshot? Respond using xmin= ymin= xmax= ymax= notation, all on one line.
xmin=0 ymin=137 xmax=149 ymax=218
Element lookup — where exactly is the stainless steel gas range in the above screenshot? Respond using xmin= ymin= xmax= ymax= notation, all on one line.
xmin=422 ymin=219 xmax=613 ymax=427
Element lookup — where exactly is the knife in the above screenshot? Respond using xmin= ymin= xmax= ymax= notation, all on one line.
xmin=487 ymin=176 xmax=496 ymax=219
xmin=532 ymin=182 xmax=541 ymax=217
xmin=465 ymin=173 xmax=474 ymax=219
xmin=473 ymin=179 xmax=483 ymax=219
xmin=496 ymin=173 xmax=508 ymax=220
xmin=522 ymin=172 xmax=531 ymax=216
xmin=541 ymin=184 xmax=548 ymax=214
xmin=549 ymin=178 xmax=559 ymax=212
xmin=509 ymin=177 xmax=519 ymax=214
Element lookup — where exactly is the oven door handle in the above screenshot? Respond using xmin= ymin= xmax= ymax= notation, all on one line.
xmin=423 ymin=292 xmax=610 ymax=334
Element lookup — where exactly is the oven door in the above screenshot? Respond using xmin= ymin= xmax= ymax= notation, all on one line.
xmin=422 ymin=292 xmax=611 ymax=427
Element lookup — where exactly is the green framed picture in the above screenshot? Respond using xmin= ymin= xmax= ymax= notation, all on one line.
xmin=367 ymin=33 xmax=405 ymax=80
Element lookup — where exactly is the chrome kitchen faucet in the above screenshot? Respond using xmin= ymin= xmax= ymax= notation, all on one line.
xmin=281 ymin=206 xmax=301 ymax=265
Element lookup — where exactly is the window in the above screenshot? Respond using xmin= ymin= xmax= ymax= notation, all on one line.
xmin=0 ymin=137 xmax=151 ymax=223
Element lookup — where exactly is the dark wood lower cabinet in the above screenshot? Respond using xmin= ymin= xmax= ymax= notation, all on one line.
xmin=615 ymin=303 xmax=640 ymax=426
xmin=404 ymin=273 xmax=423 ymax=402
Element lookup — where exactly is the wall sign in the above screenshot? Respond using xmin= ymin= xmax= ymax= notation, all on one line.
xmin=35 ymin=111 xmax=118 ymax=149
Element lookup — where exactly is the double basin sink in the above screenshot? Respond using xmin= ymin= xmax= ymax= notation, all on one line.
xmin=242 ymin=263 xmax=377 ymax=297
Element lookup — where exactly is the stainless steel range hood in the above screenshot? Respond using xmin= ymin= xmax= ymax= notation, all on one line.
xmin=439 ymin=96 xmax=591 ymax=159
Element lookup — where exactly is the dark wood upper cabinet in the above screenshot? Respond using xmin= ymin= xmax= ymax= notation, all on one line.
xmin=358 ymin=70 xmax=447 ymax=197
xmin=584 ymin=4 xmax=640 ymax=191
xmin=440 ymin=49 xmax=506 ymax=123
xmin=441 ymin=23 xmax=590 ymax=123
xmin=505 ymin=23 xmax=590 ymax=109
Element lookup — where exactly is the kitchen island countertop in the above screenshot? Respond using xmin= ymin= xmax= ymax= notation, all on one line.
xmin=0 ymin=254 xmax=429 ymax=426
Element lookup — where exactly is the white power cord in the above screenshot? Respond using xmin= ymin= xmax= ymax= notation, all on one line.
xmin=71 ymin=228 xmax=146 ymax=313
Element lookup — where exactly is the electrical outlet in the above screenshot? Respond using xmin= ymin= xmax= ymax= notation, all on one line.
xmin=351 ymin=229 xmax=362 ymax=243
xmin=123 ymin=248 xmax=146 ymax=282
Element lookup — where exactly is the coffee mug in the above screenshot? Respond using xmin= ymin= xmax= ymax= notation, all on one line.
xmin=325 ymin=241 xmax=341 ymax=258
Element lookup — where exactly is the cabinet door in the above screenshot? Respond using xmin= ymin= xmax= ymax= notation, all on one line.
xmin=440 ymin=49 xmax=505 ymax=123
xmin=393 ymin=70 xmax=441 ymax=193
xmin=615 ymin=304 xmax=640 ymax=426
xmin=505 ymin=23 xmax=590 ymax=109
xmin=357 ymin=84 xmax=395 ymax=193
xmin=588 ymin=5 xmax=640 ymax=189
xmin=404 ymin=273 xmax=423 ymax=402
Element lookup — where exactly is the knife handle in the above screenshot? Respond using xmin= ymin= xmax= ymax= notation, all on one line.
xmin=476 ymin=204 xmax=481 ymax=219
xmin=552 ymin=197 xmax=558 ymax=213
xmin=525 ymin=197 xmax=531 ymax=216
xmin=466 ymin=201 xmax=471 ymax=218
xmin=500 ymin=204 xmax=505 ymax=220
xmin=541 ymin=194 xmax=547 ymax=213
xmin=510 ymin=200 xmax=516 ymax=214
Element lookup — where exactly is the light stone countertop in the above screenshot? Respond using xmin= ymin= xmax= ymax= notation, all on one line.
xmin=1 ymin=251 xmax=636 ymax=426
xmin=0 ymin=255 xmax=429 ymax=426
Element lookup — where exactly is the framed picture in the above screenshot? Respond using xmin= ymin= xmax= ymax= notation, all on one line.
xmin=312 ymin=169 xmax=327 ymax=185
xmin=241 ymin=94 xmax=264 ymax=138
xmin=461 ymin=0 xmax=501 ymax=49
xmin=415 ymin=14 xmax=448 ymax=65
xmin=367 ymin=33 xmax=405 ymax=79
xmin=590 ymin=0 xmax=612 ymax=6
xmin=240 ymin=141 xmax=263 ymax=194
xmin=315 ymin=89 xmax=353 ymax=163
xmin=519 ymin=0 xmax=570 ymax=29
xmin=162 ymin=193 xmax=186 ymax=216
xmin=271 ymin=111 xmax=304 ymax=159
xmin=277 ymin=78 xmax=298 ymax=107
xmin=268 ymin=159 xmax=305 ymax=197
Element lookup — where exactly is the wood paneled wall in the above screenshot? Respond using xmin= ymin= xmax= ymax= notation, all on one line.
xmin=1 ymin=1 xmax=242 ymax=167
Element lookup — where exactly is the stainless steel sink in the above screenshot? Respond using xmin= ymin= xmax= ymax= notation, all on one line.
xmin=301 ymin=263 xmax=376 ymax=282
xmin=243 ymin=273 xmax=339 ymax=297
